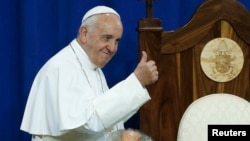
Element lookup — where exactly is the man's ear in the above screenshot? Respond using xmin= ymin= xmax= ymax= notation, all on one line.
xmin=78 ymin=26 xmax=87 ymax=44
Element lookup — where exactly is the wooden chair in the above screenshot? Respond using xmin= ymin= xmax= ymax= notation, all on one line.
xmin=137 ymin=0 xmax=250 ymax=141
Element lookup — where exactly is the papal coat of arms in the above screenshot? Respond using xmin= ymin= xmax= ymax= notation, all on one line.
xmin=200 ymin=38 xmax=244 ymax=82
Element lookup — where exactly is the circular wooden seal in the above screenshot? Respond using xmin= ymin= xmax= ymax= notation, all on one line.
xmin=200 ymin=37 xmax=244 ymax=82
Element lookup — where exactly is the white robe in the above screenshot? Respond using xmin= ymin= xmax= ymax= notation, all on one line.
xmin=20 ymin=39 xmax=151 ymax=141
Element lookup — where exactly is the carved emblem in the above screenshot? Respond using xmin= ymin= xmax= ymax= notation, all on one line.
xmin=200 ymin=38 xmax=244 ymax=82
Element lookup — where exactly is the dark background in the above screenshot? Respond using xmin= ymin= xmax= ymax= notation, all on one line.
xmin=0 ymin=0 xmax=249 ymax=140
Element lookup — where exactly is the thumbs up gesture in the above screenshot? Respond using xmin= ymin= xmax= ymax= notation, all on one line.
xmin=134 ymin=51 xmax=159 ymax=87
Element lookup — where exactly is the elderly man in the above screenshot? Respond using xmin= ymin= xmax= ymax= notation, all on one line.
xmin=21 ymin=6 xmax=158 ymax=141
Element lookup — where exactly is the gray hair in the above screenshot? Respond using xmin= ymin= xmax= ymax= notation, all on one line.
xmin=80 ymin=15 xmax=98 ymax=33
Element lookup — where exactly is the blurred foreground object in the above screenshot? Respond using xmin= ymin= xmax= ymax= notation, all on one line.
xmin=107 ymin=129 xmax=153 ymax=141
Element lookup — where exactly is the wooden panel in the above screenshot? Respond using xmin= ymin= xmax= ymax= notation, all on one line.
xmin=138 ymin=0 xmax=250 ymax=141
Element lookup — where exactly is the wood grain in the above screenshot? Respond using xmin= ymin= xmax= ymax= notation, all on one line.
xmin=138 ymin=0 xmax=250 ymax=141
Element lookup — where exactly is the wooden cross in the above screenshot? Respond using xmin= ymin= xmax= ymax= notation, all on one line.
xmin=141 ymin=0 xmax=156 ymax=19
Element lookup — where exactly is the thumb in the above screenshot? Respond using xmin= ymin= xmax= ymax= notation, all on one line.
xmin=140 ymin=51 xmax=147 ymax=63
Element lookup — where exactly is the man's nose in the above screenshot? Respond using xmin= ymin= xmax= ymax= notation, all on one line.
xmin=107 ymin=40 xmax=118 ymax=52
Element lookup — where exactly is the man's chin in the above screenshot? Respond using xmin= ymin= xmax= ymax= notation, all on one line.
xmin=98 ymin=61 xmax=110 ymax=68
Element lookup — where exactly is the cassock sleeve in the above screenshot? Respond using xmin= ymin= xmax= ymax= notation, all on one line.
xmin=92 ymin=73 xmax=151 ymax=129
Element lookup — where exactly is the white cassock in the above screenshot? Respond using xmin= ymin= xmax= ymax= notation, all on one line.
xmin=20 ymin=39 xmax=151 ymax=141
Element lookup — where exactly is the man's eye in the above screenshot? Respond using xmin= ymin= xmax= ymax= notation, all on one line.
xmin=102 ymin=36 xmax=111 ymax=42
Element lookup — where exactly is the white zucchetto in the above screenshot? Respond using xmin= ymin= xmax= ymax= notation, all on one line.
xmin=82 ymin=6 xmax=120 ymax=23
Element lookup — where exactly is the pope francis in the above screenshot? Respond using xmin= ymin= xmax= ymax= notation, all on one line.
xmin=20 ymin=5 xmax=158 ymax=141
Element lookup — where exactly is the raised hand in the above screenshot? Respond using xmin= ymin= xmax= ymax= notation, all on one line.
xmin=134 ymin=51 xmax=159 ymax=87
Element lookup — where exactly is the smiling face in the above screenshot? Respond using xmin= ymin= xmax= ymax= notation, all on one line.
xmin=77 ymin=13 xmax=123 ymax=68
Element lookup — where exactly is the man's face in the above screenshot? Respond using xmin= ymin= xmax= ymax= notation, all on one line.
xmin=79 ymin=14 xmax=123 ymax=68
